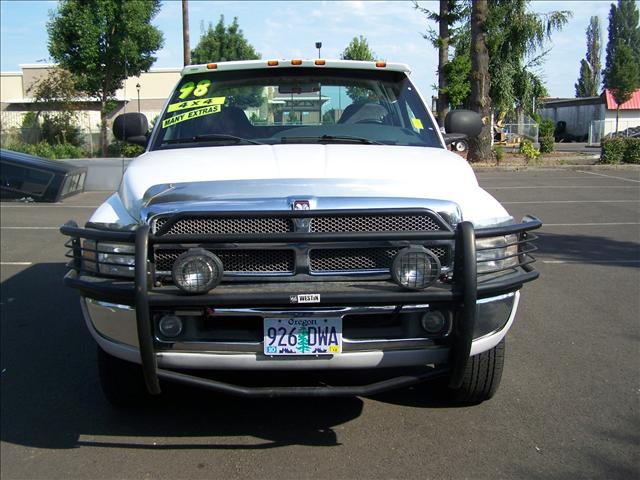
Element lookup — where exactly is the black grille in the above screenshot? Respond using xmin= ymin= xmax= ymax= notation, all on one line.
xmin=310 ymin=215 xmax=441 ymax=233
xmin=154 ymin=217 xmax=293 ymax=235
xmin=310 ymin=247 xmax=448 ymax=272
xmin=154 ymin=249 xmax=295 ymax=273
xmin=310 ymin=248 xmax=397 ymax=272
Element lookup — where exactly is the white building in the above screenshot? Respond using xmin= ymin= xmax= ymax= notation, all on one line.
xmin=539 ymin=89 xmax=640 ymax=143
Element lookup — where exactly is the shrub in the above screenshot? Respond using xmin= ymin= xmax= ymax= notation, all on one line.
xmin=20 ymin=112 xmax=41 ymax=144
xmin=539 ymin=136 xmax=555 ymax=154
xmin=600 ymin=138 xmax=626 ymax=164
xmin=5 ymin=141 xmax=84 ymax=159
xmin=492 ymin=145 xmax=504 ymax=164
xmin=519 ymin=139 xmax=540 ymax=162
xmin=108 ymin=140 xmax=145 ymax=158
xmin=40 ymin=116 xmax=83 ymax=147
xmin=623 ymin=137 xmax=640 ymax=164
xmin=52 ymin=142 xmax=84 ymax=159
xmin=538 ymin=118 xmax=555 ymax=138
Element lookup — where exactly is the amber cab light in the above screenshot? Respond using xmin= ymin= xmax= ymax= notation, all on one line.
xmin=315 ymin=59 xmax=326 ymax=66
xmin=267 ymin=60 xmax=279 ymax=66
xmin=206 ymin=63 xmax=217 ymax=69
xmin=375 ymin=61 xmax=387 ymax=68
xmin=291 ymin=59 xmax=302 ymax=65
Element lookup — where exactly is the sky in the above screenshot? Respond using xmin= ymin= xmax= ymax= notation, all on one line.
xmin=0 ymin=0 xmax=625 ymax=99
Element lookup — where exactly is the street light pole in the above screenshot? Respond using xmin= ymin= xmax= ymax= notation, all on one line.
xmin=315 ymin=41 xmax=322 ymax=59
xmin=182 ymin=0 xmax=191 ymax=66
xmin=136 ymin=83 xmax=141 ymax=114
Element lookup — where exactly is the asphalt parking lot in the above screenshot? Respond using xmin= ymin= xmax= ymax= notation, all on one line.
xmin=1 ymin=168 xmax=639 ymax=479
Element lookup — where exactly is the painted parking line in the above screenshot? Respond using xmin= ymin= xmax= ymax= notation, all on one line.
xmin=543 ymin=222 xmax=640 ymax=226
xmin=502 ymin=200 xmax=640 ymax=204
xmin=0 ymin=205 xmax=99 ymax=208
xmin=485 ymin=185 xmax=639 ymax=189
xmin=542 ymin=259 xmax=640 ymax=264
xmin=0 ymin=262 xmax=33 ymax=266
xmin=477 ymin=175 xmax=598 ymax=179
xmin=0 ymin=226 xmax=60 ymax=230
xmin=577 ymin=170 xmax=640 ymax=183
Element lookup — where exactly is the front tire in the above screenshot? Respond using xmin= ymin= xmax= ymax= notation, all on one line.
xmin=97 ymin=346 xmax=157 ymax=407
xmin=447 ymin=339 xmax=505 ymax=404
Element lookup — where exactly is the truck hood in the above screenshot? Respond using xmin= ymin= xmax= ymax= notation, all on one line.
xmin=106 ymin=144 xmax=510 ymax=226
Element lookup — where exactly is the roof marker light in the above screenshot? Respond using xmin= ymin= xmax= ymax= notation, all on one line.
xmin=206 ymin=63 xmax=217 ymax=69
xmin=315 ymin=59 xmax=326 ymax=66
xmin=267 ymin=60 xmax=279 ymax=66
xmin=291 ymin=59 xmax=302 ymax=65
xmin=375 ymin=61 xmax=387 ymax=68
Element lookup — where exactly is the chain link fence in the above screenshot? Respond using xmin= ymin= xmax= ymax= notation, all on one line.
xmin=496 ymin=123 xmax=539 ymax=144
xmin=588 ymin=119 xmax=640 ymax=145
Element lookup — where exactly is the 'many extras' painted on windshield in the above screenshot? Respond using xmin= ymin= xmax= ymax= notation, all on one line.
xmin=162 ymin=105 xmax=221 ymax=128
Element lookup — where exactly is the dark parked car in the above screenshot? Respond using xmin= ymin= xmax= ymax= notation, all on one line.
xmin=0 ymin=149 xmax=87 ymax=202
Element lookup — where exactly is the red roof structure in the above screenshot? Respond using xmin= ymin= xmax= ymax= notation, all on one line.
xmin=604 ymin=88 xmax=640 ymax=110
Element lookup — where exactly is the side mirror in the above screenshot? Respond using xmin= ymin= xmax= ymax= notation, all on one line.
xmin=113 ymin=112 xmax=149 ymax=146
xmin=444 ymin=109 xmax=483 ymax=141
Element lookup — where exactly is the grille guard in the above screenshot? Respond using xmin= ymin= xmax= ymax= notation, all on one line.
xmin=60 ymin=211 xmax=542 ymax=397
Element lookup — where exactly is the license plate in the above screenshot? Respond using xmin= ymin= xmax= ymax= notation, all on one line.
xmin=263 ymin=317 xmax=342 ymax=355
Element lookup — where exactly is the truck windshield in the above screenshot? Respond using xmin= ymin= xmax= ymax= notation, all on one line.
xmin=151 ymin=67 xmax=442 ymax=150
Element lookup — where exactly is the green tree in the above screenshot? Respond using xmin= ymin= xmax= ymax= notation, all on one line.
xmin=437 ymin=1 xmax=569 ymax=117
xmin=575 ymin=16 xmax=602 ymax=97
xmin=606 ymin=43 xmax=640 ymax=132
xmin=486 ymin=1 xmax=570 ymax=116
xmin=604 ymin=0 xmax=640 ymax=132
xmin=48 ymin=0 xmax=164 ymax=156
xmin=341 ymin=35 xmax=376 ymax=61
xmin=191 ymin=16 xmax=260 ymax=63
xmin=605 ymin=0 xmax=640 ymax=72
xmin=604 ymin=0 xmax=640 ymax=133
xmin=575 ymin=60 xmax=596 ymax=98
xmin=28 ymin=68 xmax=82 ymax=146
xmin=191 ymin=16 xmax=262 ymax=109
xmin=414 ymin=1 xmax=467 ymax=125
xmin=341 ymin=36 xmax=377 ymax=102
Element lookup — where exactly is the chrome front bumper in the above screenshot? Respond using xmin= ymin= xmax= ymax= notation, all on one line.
xmin=81 ymin=291 xmax=519 ymax=370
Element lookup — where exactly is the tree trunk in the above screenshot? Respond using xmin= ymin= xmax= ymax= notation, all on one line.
xmin=468 ymin=0 xmax=492 ymax=163
xmin=615 ymin=106 xmax=619 ymax=134
xmin=100 ymin=94 xmax=108 ymax=157
xmin=437 ymin=0 xmax=450 ymax=127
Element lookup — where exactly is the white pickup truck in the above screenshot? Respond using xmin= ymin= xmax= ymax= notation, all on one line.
xmin=61 ymin=59 xmax=540 ymax=406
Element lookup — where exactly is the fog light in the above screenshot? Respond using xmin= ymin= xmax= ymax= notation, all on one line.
xmin=172 ymin=249 xmax=224 ymax=294
xmin=421 ymin=311 xmax=446 ymax=334
xmin=158 ymin=314 xmax=183 ymax=337
xmin=391 ymin=247 xmax=441 ymax=290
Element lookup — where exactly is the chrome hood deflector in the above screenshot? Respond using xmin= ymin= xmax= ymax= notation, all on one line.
xmin=139 ymin=178 xmax=464 ymax=226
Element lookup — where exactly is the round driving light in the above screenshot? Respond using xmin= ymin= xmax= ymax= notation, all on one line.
xmin=391 ymin=247 xmax=441 ymax=290
xmin=421 ymin=310 xmax=446 ymax=334
xmin=172 ymin=249 xmax=223 ymax=294
xmin=158 ymin=314 xmax=183 ymax=337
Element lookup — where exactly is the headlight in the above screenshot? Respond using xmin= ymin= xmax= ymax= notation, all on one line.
xmin=476 ymin=234 xmax=518 ymax=274
xmin=391 ymin=246 xmax=441 ymax=290
xmin=172 ymin=249 xmax=224 ymax=294
xmin=81 ymin=240 xmax=135 ymax=277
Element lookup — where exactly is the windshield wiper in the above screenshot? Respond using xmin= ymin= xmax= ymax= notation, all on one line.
xmin=279 ymin=134 xmax=384 ymax=145
xmin=162 ymin=134 xmax=265 ymax=145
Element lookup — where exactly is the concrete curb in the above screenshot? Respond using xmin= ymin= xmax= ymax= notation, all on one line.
xmin=62 ymin=157 xmax=132 ymax=190
xmin=56 ymin=156 xmax=638 ymax=190
xmin=472 ymin=163 xmax=640 ymax=172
